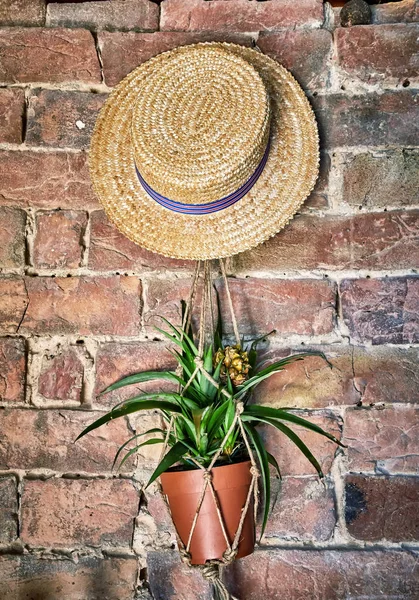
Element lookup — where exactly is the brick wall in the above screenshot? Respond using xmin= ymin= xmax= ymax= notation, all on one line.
xmin=0 ymin=1 xmax=418 ymax=598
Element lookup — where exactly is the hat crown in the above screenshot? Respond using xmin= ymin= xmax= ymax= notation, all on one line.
xmin=131 ymin=45 xmax=271 ymax=205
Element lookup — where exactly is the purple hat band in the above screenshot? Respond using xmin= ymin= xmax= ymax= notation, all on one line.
xmin=135 ymin=140 xmax=270 ymax=215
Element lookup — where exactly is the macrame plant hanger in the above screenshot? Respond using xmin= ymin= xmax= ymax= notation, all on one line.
xmin=158 ymin=259 xmax=260 ymax=600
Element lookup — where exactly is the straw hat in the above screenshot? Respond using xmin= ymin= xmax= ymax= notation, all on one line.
xmin=89 ymin=42 xmax=319 ymax=260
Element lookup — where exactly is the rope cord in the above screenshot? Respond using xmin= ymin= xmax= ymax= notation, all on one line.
xmin=159 ymin=259 xmax=259 ymax=600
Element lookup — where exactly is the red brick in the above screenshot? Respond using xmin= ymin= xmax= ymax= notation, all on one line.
xmin=342 ymin=150 xmax=419 ymax=209
xmin=372 ymin=0 xmax=419 ymax=25
xmin=20 ymin=276 xmax=141 ymax=336
xmin=0 ymin=476 xmax=18 ymax=543
xmin=261 ymin=414 xmax=341 ymax=476
xmin=344 ymin=407 xmax=419 ymax=474
xmin=34 ymin=210 xmax=87 ymax=269
xmin=253 ymin=345 xmax=419 ymax=409
xmin=352 ymin=346 xmax=419 ymax=405
xmin=99 ymin=31 xmax=254 ymax=86
xmin=0 ymin=278 xmax=29 ymax=334
xmin=340 ymin=277 xmax=419 ymax=345
xmin=160 ymin=0 xmax=324 ymax=32
xmin=0 ymin=150 xmax=98 ymax=210
xmin=0 ymin=28 xmax=101 ymax=84
xmin=253 ymin=347 xmax=355 ymax=409
xmin=47 ymin=0 xmax=158 ymax=32
xmin=233 ymin=211 xmax=419 ymax=272
xmin=0 ymin=88 xmax=24 ymax=143
xmin=26 ymin=90 xmax=106 ymax=149
xmin=345 ymin=475 xmax=419 ymax=542
xmin=0 ymin=0 xmax=45 ymax=26
xmin=0 ymin=207 xmax=26 ymax=268
xmin=0 ymin=337 xmax=26 ymax=403
xmin=0 ymin=555 xmax=138 ymax=600
xmin=302 ymin=151 xmax=330 ymax=211
xmin=337 ymin=24 xmax=419 ymax=86
xmin=95 ymin=341 xmax=176 ymax=407
xmin=89 ymin=210 xmax=192 ymax=273
xmin=223 ymin=549 xmax=419 ymax=599
xmin=258 ymin=29 xmax=332 ymax=92
xmin=145 ymin=277 xmax=336 ymax=337
xmin=148 ymin=551 xmax=211 ymax=600
xmin=0 ymin=408 xmax=135 ymax=472
xmin=265 ymin=477 xmax=335 ymax=541
xmin=21 ymin=478 xmax=138 ymax=547
xmin=38 ymin=345 xmax=85 ymax=402
xmin=314 ymin=90 xmax=419 ymax=148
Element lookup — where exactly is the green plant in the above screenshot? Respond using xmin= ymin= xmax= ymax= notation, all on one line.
xmin=77 ymin=315 xmax=344 ymax=537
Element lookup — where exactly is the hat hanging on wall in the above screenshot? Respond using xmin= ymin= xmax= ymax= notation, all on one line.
xmin=89 ymin=42 xmax=319 ymax=261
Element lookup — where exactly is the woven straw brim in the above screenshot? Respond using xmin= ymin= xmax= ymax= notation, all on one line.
xmin=89 ymin=42 xmax=319 ymax=261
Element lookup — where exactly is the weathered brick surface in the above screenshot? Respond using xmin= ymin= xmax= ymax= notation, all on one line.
xmin=0 ymin=207 xmax=26 ymax=268
xmin=0 ymin=0 xmax=45 ymax=26
xmin=145 ymin=277 xmax=336 ymax=337
xmin=26 ymin=90 xmax=106 ymax=149
xmin=0 ymin=88 xmax=24 ymax=143
xmin=352 ymin=345 xmax=419 ymax=405
xmin=0 ymin=1 xmax=418 ymax=592
xmin=0 ymin=476 xmax=18 ymax=543
xmin=95 ymin=341 xmax=176 ymax=406
xmin=372 ymin=0 xmax=419 ymax=25
xmin=340 ymin=277 xmax=419 ymax=345
xmin=0 ymin=337 xmax=26 ymax=403
xmin=253 ymin=348 xmax=354 ymax=409
xmin=0 ymin=151 xmax=98 ymax=210
xmin=0 ymin=278 xmax=29 ymax=334
xmin=0 ymin=555 xmax=138 ymax=600
xmin=34 ymin=210 xmax=87 ymax=269
xmin=265 ymin=477 xmax=335 ymax=541
xmin=253 ymin=345 xmax=419 ymax=409
xmin=148 ymin=551 xmax=212 ymax=600
xmin=99 ymin=31 xmax=254 ymax=86
xmin=336 ymin=24 xmax=419 ymax=86
xmin=0 ymin=27 xmax=101 ymax=84
xmin=345 ymin=475 xmax=419 ymax=542
xmin=233 ymin=211 xmax=419 ymax=272
xmin=161 ymin=0 xmax=324 ymax=32
xmin=19 ymin=276 xmax=142 ymax=336
xmin=38 ymin=345 xmax=85 ymax=402
xmin=224 ymin=550 xmax=419 ymax=599
xmin=0 ymin=408 xmax=135 ymax=472
xmin=89 ymin=210 xmax=192 ymax=273
xmin=257 ymin=30 xmax=332 ymax=92
xmin=314 ymin=90 xmax=419 ymax=148
xmin=262 ymin=414 xmax=341 ymax=477
xmin=341 ymin=149 xmax=419 ymax=209
xmin=344 ymin=407 xmax=419 ymax=474
xmin=21 ymin=478 xmax=138 ymax=547
xmin=47 ymin=0 xmax=159 ymax=32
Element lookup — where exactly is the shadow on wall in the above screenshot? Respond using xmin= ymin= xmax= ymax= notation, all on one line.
xmin=0 ymin=555 xmax=137 ymax=600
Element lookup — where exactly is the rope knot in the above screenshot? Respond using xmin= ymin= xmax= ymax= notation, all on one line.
xmin=235 ymin=401 xmax=244 ymax=415
xmin=194 ymin=357 xmax=204 ymax=369
xmin=200 ymin=563 xmax=220 ymax=583
xmin=250 ymin=465 xmax=260 ymax=478
xmin=179 ymin=548 xmax=192 ymax=565
xmin=203 ymin=470 xmax=212 ymax=483
xmin=222 ymin=548 xmax=238 ymax=563
xmin=175 ymin=364 xmax=183 ymax=377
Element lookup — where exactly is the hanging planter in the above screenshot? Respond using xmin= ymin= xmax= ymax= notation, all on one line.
xmin=77 ymin=260 xmax=344 ymax=599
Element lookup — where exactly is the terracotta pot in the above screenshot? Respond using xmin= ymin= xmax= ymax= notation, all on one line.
xmin=160 ymin=460 xmax=255 ymax=565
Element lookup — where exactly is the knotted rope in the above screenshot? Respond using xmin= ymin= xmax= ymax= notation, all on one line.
xmin=158 ymin=260 xmax=259 ymax=600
